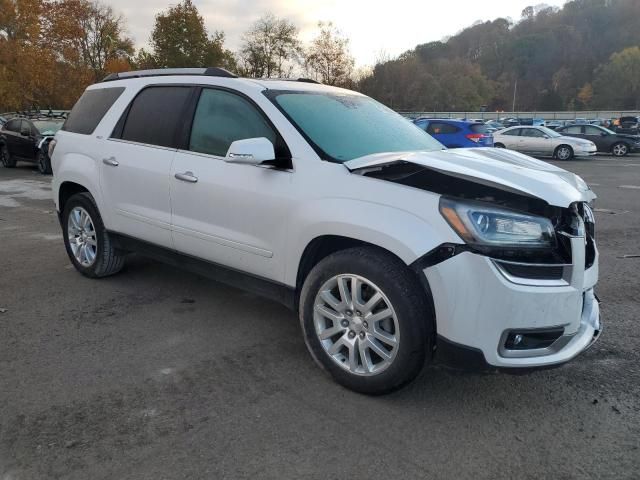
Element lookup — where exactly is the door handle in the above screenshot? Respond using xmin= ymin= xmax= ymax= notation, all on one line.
xmin=102 ymin=157 xmax=119 ymax=167
xmin=175 ymin=171 xmax=198 ymax=183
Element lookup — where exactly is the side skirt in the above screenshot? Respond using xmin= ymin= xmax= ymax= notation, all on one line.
xmin=108 ymin=231 xmax=296 ymax=310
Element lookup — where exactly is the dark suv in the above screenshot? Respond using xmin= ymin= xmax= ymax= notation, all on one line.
xmin=0 ymin=117 xmax=63 ymax=174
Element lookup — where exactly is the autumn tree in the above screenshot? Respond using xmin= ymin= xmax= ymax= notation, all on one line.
xmin=304 ymin=22 xmax=354 ymax=86
xmin=240 ymin=13 xmax=299 ymax=78
xmin=148 ymin=0 xmax=234 ymax=69
xmin=593 ymin=47 xmax=640 ymax=109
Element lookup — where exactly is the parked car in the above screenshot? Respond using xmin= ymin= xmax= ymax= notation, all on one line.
xmin=484 ymin=120 xmax=504 ymax=132
xmin=615 ymin=116 xmax=640 ymax=135
xmin=0 ymin=117 xmax=63 ymax=173
xmin=413 ymin=118 xmax=493 ymax=148
xmin=493 ymin=126 xmax=597 ymax=160
xmin=0 ymin=116 xmax=7 ymax=127
xmin=573 ymin=118 xmax=588 ymax=125
xmin=51 ymin=68 xmax=600 ymax=394
xmin=557 ymin=124 xmax=640 ymax=157
xmin=545 ymin=120 xmax=567 ymax=130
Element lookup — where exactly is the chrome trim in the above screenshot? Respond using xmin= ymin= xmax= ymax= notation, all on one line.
xmin=499 ymin=325 xmax=571 ymax=358
xmin=491 ymin=259 xmax=572 ymax=287
xmin=106 ymin=137 xmax=177 ymax=152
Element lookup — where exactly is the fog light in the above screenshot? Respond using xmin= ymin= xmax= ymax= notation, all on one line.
xmin=504 ymin=328 xmax=564 ymax=350
xmin=513 ymin=334 xmax=523 ymax=346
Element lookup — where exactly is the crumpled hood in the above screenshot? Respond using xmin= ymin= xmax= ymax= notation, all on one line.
xmin=344 ymin=147 xmax=596 ymax=207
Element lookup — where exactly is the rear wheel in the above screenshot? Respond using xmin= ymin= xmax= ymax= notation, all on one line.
xmin=0 ymin=144 xmax=16 ymax=168
xmin=611 ymin=142 xmax=629 ymax=157
xmin=37 ymin=149 xmax=52 ymax=174
xmin=555 ymin=144 xmax=574 ymax=160
xmin=62 ymin=192 xmax=125 ymax=278
xmin=299 ymin=246 xmax=432 ymax=395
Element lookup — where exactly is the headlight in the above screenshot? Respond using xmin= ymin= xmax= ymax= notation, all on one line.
xmin=439 ymin=198 xmax=555 ymax=248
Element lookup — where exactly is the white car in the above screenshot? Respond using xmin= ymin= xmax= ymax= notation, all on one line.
xmin=50 ymin=68 xmax=601 ymax=394
xmin=494 ymin=126 xmax=597 ymax=160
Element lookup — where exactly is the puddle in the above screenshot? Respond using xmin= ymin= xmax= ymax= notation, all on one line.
xmin=0 ymin=179 xmax=52 ymax=207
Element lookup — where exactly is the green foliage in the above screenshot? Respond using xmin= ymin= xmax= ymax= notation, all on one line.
xmin=593 ymin=47 xmax=640 ymax=109
xmin=148 ymin=0 xmax=234 ymax=69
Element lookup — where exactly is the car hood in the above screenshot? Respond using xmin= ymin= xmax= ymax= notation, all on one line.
xmin=344 ymin=148 xmax=596 ymax=208
xmin=616 ymin=133 xmax=640 ymax=141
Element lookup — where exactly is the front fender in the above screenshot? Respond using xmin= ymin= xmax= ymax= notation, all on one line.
xmin=284 ymin=197 xmax=458 ymax=286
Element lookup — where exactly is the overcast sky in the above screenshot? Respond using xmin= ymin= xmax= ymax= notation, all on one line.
xmin=115 ymin=0 xmax=567 ymax=67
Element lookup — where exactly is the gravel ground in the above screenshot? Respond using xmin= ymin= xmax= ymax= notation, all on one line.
xmin=0 ymin=154 xmax=639 ymax=479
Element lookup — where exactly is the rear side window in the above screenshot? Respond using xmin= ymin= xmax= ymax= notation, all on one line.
xmin=189 ymin=88 xmax=279 ymax=157
xmin=502 ymin=128 xmax=521 ymax=136
xmin=63 ymin=87 xmax=125 ymax=135
xmin=565 ymin=126 xmax=583 ymax=134
xmin=4 ymin=119 xmax=20 ymax=132
xmin=427 ymin=122 xmax=458 ymax=134
xmin=470 ymin=124 xmax=489 ymax=133
xmin=120 ymin=86 xmax=192 ymax=148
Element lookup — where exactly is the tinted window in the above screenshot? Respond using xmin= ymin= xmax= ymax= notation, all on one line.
xmin=427 ymin=122 xmax=459 ymax=134
xmin=63 ymin=87 xmax=125 ymax=135
xmin=269 ymin=91 xmax=444 ymax=162
xmin=565 ymin=125 xmax=583 ymax=134
xmin=470 ymin=124 xmax=489 ymax=133
xmin=4 ymin=119 xmax=20 ymax=132
xmin=121 ymin=86 xmax=192 ymax=148
xmin=584 ymin=126 xmax=602 ymax=135
xmin=521 ymin=128 xmax=545 ymax=138
xmin=502 ymin=128 xmax=521 ymax=136
xmin=189 ymin=89 xmax=278 ymax=157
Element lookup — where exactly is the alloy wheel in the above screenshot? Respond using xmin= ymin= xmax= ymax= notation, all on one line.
xmin=67 ymin=206 xmax=98 ymax=267
xmin=313 ymin=274 xmax=400 ymax=376
xmin=613 ymin=144 xmax=628 ymax=156
xmin=557 ymin=146 xmax=571 ymax=160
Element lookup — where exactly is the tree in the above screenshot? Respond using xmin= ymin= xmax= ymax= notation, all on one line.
xmin=577 ymin=83 xmax=593 ymax=109
xmin=149 ymin=0 xmax=234 ymax=69
xmin=240 ymin=13 xmax=299 ymax=78
xmin=304 ymin=22 xmax=354 ymax=86
xmin=593 ymin=47 xmax=640 ymax=109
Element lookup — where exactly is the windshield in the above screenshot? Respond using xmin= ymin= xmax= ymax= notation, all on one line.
xmin=539 ymin=127 xmax=562 ymax=138
xmin=33 ymin=120 xmax=63 ymax=136
xmin=267 ymin=91 xmax=444 ymax=162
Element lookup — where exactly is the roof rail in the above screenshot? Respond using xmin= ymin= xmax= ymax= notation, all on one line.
xmin=102 ymin=67 xmax=237 ymax=82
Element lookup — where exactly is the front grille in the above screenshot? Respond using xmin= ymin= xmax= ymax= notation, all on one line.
xmin=580 ymin=203 xmax=596 ymax=269
xmin=553 ymin=202 xmax=596 ymax=270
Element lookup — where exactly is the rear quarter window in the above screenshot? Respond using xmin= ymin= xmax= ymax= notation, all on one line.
xmin=63 ymin=87 xmax=125 ymax=135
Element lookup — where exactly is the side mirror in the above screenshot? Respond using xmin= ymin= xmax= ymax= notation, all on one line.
xmin=601 ymin=132 xmax=607 ymax=136
xmin=224 ymin=137 xmax=275 ymax=165
xmin=542 ymin=135 xmax=550 ymax=139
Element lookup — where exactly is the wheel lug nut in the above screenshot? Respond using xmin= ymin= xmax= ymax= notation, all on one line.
xmin=345 ymin=310 xmax=353 ymax=316
xmin=359 ymin=332 xmax=365 ymax=339
xmin=356 ymin=311 xmax=362 ymax=317
xmin=341 ymin=320 xmax=349 ymax=328
xmin=363 ymin=321 xmax=368 ymax=329
xmin=348 ymin=331 xmax=355 ymax=339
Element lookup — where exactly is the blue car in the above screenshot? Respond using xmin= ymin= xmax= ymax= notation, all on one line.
xmin=413 ymin=118 xmax=494 ymax=148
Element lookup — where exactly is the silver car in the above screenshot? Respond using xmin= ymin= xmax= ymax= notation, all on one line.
xmin=494 ymin=126 xmax=597 ymax=160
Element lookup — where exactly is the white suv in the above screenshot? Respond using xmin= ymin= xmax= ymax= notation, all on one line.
xmin=50 ymin=68 xmax=601 ymax=394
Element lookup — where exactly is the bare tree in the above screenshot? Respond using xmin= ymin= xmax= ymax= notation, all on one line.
xmin=304 ymin=22 xmax=354 ymax=86
xmin=240 ymin=13 xmax=299 ymax=78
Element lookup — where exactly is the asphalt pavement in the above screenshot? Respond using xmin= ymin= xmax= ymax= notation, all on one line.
xmin=1 ymin=154 xmax=639 ymax=479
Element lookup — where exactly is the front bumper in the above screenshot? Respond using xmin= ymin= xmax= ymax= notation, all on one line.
xmin=576 ymin=146 xmax=597 ymax=157
xmin=424 ymin=247 xmax=600 ymax=370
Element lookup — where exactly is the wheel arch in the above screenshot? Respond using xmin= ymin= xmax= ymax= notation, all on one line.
xmin=58 ymin=181 xmax=91 ymax=212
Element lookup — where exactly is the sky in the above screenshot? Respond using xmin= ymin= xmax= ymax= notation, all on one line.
xmin=114 ymin=0 xmax=568 ymax=67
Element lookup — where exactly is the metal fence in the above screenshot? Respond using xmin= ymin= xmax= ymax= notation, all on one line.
xmin=398 ymin=111 xmax=640 ymax=120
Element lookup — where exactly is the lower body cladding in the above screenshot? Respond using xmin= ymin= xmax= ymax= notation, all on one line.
xmin=425 ymin=245 xmax=600 ymax=370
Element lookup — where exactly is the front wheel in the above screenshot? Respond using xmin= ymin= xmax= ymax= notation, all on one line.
xmin=62 ymin=192 xmax=126 ymax=278
xmin=494 ymin=143 xmax=506 ymax=148
xmin=555 ymin=144 xmax=574 ymax=160
xmin=37 ymin=149 xmax=52 ymax=174
xmin=299 ymin=247 xmax=433 ymax=395
xmin=0 ymin=144 xmax=16 ymax=168
xmin=611 ymin=142 xmax=629 ymax=157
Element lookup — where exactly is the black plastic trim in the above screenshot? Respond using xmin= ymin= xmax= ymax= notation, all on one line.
xmin=108 ymin=232 xmax=296 ymax=310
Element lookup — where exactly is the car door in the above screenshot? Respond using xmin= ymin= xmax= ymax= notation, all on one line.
xmin=170 ymin=87 xmax=295 ymax=281
xmin=519 ymin=128 xmax=549 ymax=154
xmin=582 ymin=125 xmax=609 ymax=151
xmin=100 ymin=85 xmax=194 ymax=248
xmin=1 ymin=119 xmax=21 ymax=155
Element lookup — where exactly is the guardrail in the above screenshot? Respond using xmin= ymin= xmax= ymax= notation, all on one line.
xmin=399 ymin=111 xmax=640 ymax=120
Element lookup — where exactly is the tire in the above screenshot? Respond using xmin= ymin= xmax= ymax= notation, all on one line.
xmin=62 ymin=192 xmax=125 ymax=278
xmin=37 ymin=149 xmax=52 ymax=174
xmin=554 ymin=144 xmax=574 ymax=160
xmin=299 ymin=246 xmax=433 ymax=395
xmin=0 ymin=144 xmax=16 ymax=168
xmin=494 ymin=143 xmax=506 ymax=148
xmin=611 ymin=142 xmax=629 ymax=157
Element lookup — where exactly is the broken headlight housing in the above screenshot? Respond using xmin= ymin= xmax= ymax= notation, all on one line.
xmin=439 ymin=197 xmax=556 ymax=249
